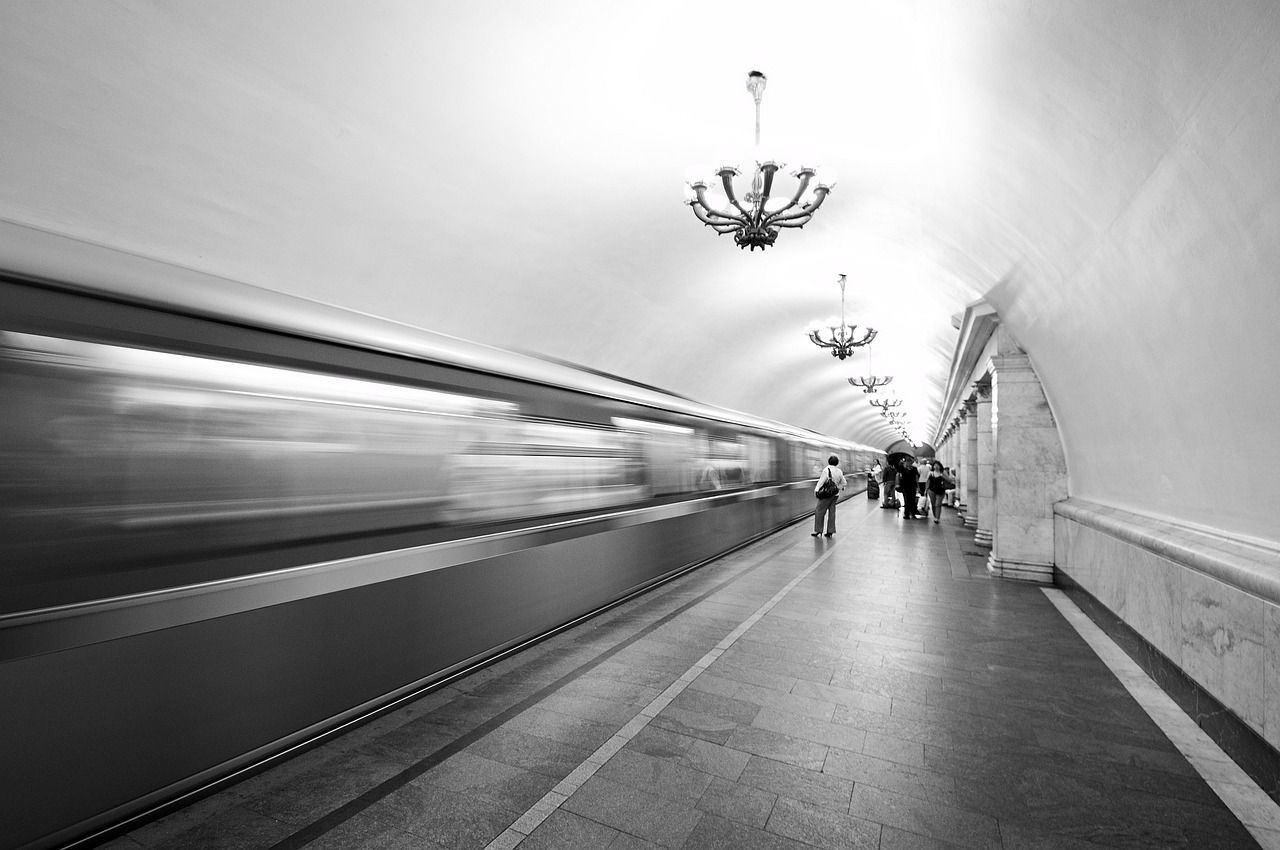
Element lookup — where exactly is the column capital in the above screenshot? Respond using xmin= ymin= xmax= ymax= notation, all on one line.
xmin=963 ymin=397 xmax=977 ymax=416
xmin=974 ymin=382 xmax=992 ymax=402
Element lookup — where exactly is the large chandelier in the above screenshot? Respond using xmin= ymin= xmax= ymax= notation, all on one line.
xmin=806 ymin=274 xmax=875 ymax=360
xmin=870 ymin=397 xmax=902 ymax=412
xmin=683 ymin=71 xmax=836 ymax=250
xmin=848 ymin=341 xmax=893 ymax=393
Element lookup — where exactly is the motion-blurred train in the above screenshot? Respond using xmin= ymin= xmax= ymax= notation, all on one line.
xmin=0 ymin=235 xmax=879 ymax=850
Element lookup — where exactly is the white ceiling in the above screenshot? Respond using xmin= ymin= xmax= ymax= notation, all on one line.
xmin=3 ymin=1 xmax=1280 ymax=541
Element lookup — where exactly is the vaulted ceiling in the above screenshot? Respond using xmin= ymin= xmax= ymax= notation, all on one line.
xmin=3 ymin=2 xmax=1280 ymax=539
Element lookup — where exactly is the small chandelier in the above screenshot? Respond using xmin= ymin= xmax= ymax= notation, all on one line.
xmin=870 ymin=397 xmax=902 ymax=412
xmin=683 ymin=71 xmax=836 ymax=250
xmin=848 ymin=340 xmax=893 ymax=393
xmin=806 ymin=274 xmax=875 ymax=360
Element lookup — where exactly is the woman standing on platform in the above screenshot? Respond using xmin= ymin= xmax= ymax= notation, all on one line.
xmin=926 ymin=460 xmax=952 ymax=524
xmin=812 ymin=455 xmax=846 ymax=537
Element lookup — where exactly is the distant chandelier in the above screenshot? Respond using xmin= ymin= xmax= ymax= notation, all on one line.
xmin=869 ymin=397 xmax=902 ymax=412
xmin=806 ymin=274 xmax=875 ymax=360
xmin=849 ymin=340 xmax=893 ymax=393
xmin=683 ymin=71 xmax=836 ymax=250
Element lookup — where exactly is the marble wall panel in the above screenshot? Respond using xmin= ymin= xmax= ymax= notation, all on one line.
xmin=1058 ymin=506 xmax=1280 ymax=749
xmin=1095 ymin=531 xmax=1130 ymax=621
xmin=993 ymin=515 xmax=1055 ymax=567
xmin=995 ymin=472 xmax=1049 ymax=518
xmin=1181 ymin=569 xmax=1267 ymax=730
xmin=1055 ymin=515 xmax=1069 ymax=572
xmin=993 ymin=428 xmax=1071 ymax=475
xmin=990 ymin=386 xmax=1055 ymax=429
xmin=1123 ymin=547 xmax=1184 ymax=664
xmin=1266 ymin=606 xmax=1280 ymax=751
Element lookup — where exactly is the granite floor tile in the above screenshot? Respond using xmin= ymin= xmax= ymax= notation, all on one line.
xmin=142 ymin=804 xmax=295 ymax=850
xmin=670 ymin=687 xmax=764 ymax=725
xmin=419 ymin=750 xmax=557 ymax=810
xmin=241 ymin=749 xmax=405 ymax=826
xmin=367 ymin=782 xmax=518 ymax=849
xmin=863 ymin=731 xmax=928 ymax=768
xmin=464 ymin=725 xmax=593 ymax=779
xmin=732 ymin=681 xmax=840 ymax=721
xmin=790 ymin=678 xmax=894 ymax=715
xmin=301 ymin=810 xmax=443 ymax=850
xmin=503 ymin=705 xmax=622 ymax=750
xmin=751 ymin=706 xmax=868 ymax=753
xmin=850 ymin=775 xmax=1001 ymax=849
xmin=877 ymin=823 xmax=970 ymax=849
xmin=724 ymin=725 xmax=831 ymax=770
xmin=650 ymin=705 xmax=739 ymax=745
xmin=608 ymin=833 xmax=668 ymax=850
xmin=696 ymin=776 xmax=777 ymax=828
xmin=537 ymin=690 xmax=646 ymax=725
xmin=560 ymin=775 xmax=702 ymax=848
xmin=736 ymin=754 xmax=854 ymax=811
xmin=627 ymin=724 xmax=752 ymax=781
xmin=592 ymin=748 xmax=715 ymax=805
xmin=822 ymin=747 xmax=957 ymax=803
xmin=765 ymin=796 xmax=882 ymax=849
xmin=681 ymin=812 xmax=814 ymax=850
xmin=519 ymin=808 xmax=621 ymax=850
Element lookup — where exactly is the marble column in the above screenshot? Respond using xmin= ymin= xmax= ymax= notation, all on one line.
xmin=957 ymin=409 xmax=972 ymax=512
xmin=974 ymin=383 xmax=994 ymax=547
xmin=962 ymin=397 xmax=978 ymax=526
xmin=985 ymin=351 xmax=1069 ymax=582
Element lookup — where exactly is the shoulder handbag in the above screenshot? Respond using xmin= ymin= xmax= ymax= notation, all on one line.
xmin=816 ymin=469 xmax=839 ymax=499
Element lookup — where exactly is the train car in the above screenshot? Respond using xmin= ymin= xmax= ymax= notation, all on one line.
xmin=0 ymin=226 xmax=879 ymax=850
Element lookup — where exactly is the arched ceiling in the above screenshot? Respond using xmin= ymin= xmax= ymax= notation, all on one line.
xmin=2 ymin=2 xmax=1280 ymax=540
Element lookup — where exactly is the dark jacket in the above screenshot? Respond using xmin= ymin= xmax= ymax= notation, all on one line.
xmin=897 ymin=465 xmax=919 ymax=493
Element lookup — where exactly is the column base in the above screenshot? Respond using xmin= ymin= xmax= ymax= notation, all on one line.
xmin=974 ymin=528 xmax=992 ymax=547
xmin=987 ymin=554 xmax=1053 ymax=584
xmin=963 ymin=516 xmax=978 ymax=528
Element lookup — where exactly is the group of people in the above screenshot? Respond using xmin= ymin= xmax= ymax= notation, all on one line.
xmin=875 ymin=457 xmax=954 ymax=522
xmin=811 ymin=454 xmax=957 ymax=537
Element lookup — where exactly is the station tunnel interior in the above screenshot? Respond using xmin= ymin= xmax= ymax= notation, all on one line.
xmin=4 ymin=4 xmax=1280 ymax=849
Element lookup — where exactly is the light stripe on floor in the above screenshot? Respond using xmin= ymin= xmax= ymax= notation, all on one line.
xmin=1043 ymin=587 xmax=1280 ymax=849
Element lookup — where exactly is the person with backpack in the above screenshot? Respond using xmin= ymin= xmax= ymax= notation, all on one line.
xmin=812 ymin=455 xmax=846 ymax=537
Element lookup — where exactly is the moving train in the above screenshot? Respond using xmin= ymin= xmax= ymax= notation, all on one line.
xmin=0 ymin=235 xmax=879 ymax=850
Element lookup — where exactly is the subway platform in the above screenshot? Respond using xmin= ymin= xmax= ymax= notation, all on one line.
xmin=100 ymin=497 xmax=1280 ymax=850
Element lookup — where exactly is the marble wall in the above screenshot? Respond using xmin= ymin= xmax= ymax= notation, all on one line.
xmin=1056 ymin=498 xmax=1280 ymax=751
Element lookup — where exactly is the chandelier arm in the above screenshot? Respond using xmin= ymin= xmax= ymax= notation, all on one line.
xmin=690 ymin=185 xmax=748 ymax=225
xmin=807 ymin=331 xmax=835 ymax=349
xmin=690 ymin=202 xmax=747 ymax=227
xmin=721 ymin=171 xmax=754 ymax=220
xmin=771 ymin=214 xmax=814 ymax=230
xmin=769 ymin=189 xmax=831 ymax=224
xmin=758 ymin=164 xmax=777 ymax=209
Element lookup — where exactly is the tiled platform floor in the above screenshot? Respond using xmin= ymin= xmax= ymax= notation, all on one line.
xmin=103 ymin=498 xmax=1273 ymax=849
